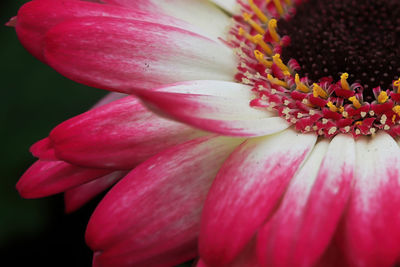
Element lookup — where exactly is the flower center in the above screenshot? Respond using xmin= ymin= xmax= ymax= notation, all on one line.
xmin=279 ymin=0 xmax=400 ymax=100
xmin=231 ymin=0 xmax=400 ymax=138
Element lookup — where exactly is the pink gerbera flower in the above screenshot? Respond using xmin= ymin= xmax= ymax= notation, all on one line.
xmin=10 ymin=0 xmax=400 ymax=266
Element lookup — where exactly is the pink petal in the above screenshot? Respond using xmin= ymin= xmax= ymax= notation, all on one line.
xmin=199 ymin=129 xmax=317 ymax=266
xmin=91 ymin=92 xmax=126 ymax=108
xmin=17 ymin=160 xmax=111 ymax=198
xmin=134 ymin=80 xmax=289 ymax=137
xmin=44 ymin=17 xmax=236 ymax=93
xmin=15 ymin=0 xmax=197 ymax=61
xmin=257 ymin=134 xmax=355 ymax=267
xmin=50 ymin=96 xmax=203 ymax=169
xmin=85 ymin=136 xmax=243 ymax=266
xmin=340 ymin=132 xmax=400 ymax=267
xmin=64 ymin=171 xmax=127 ymax=213
xmin=30 ymin=137 xmax=57 ymax=160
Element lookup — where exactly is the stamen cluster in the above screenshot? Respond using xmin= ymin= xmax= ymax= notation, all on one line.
xmin=229 ymin=0 xmax=400 ymax=138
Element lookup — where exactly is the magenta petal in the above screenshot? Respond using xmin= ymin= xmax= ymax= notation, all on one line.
xmin=199 ymin=129 xmax=317 ymax=266
xmin=64 ymin=171 xmax=127 ymax=213
xmin=340 ymin=133 xmax=400 ymax=267
xmin=15 ymin=0 xmax=196 ymax=61
xmin=50 ymin=96 xmax=202 ymax=169
xmin=17 ymin=160 xmax=112 ymax=198
xmin=85 ymin=136 xmax=243 ymax=266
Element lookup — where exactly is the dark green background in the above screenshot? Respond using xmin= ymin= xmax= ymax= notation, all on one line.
xmin=1 ymin=0 xmax=108 ymax=266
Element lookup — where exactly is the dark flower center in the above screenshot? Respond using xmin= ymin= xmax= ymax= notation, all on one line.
xmin=279 ymin=0 xmax=400 ymax=101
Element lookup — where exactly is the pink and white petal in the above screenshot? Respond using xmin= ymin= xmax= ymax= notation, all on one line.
xmin=340 ymin=132 xmax=400 ymax=267
xmin=134 ymin=80 xmax=290 ymax=137
xmin=102 ymin=0 xmax=231 ymax=40
xmin=16 ymin=160 xmax=111 ymax=198
xmin=209 ymin=0 xmax=239 ymax=14
xmin=50 ymin=96 xmax=203 ymax=169
xmin=85 ymin=136 xmax=244 ymax=266
xmin=44 ymin=17 xmax=236 ymax=93
xmin=199 ymin=129 xmax=317 ymax=266
xmin=64 ymin=171 xmax=127 ymax=213
xmin=257 ymin=134 xmax=355 ymax=267
xmin=15 ymin=0 xmax=199 ymax=61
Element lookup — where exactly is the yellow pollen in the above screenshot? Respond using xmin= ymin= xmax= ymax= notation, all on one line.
xmin=248 ymin=0 xmax=269 ymax=23
xmin=312 ymin=83 xmax=328 ymax=99
xmin=392 ymin=115 xmax=397 ymax=124
xmin=339 ymin=106 xmax=345 ymax=113
xmin=243 ymin=13 xmax=266 ymax=35
xmin=378 ymin=91 xmax=389 ymax=104
xmin=238 ymin=27 xmax=255 ymax=42
xmin=348 ymin=96 xmax=361 ymax=109
xmin=340 ymin=73 xmax=350 ymax=90
xmin=327 ymin=101 xmax=339 ymax=112
xmin=268 ymin=19 xmax=280 ymax=43
xmin=272 ymin=54 xmax=290 ymax=75
xmin=253 ymin=34 xmax=273 ymax=55
xmin=295 ymin=74 xmax=310 ymax=93
xmin=284 ymin=0 xmax=292 ymax=5
xmin=254 ymin=50 xmax=273 ymax=67
xmin=267 ymin=74 xmax=288 ymax=87
xmin=355 ymin=121 xmax=363 ymax=126
xmin=272 ymin=0 xmax=284 ymax=16
xmin=394 ymin=78 xmax=400 ymax=93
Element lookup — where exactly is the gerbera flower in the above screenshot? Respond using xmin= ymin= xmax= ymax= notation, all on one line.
xmin=10 ymin=0 xmax=400 ymax=266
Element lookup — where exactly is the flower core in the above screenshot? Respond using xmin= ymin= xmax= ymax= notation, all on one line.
xmin=232 ymin=0 xmax=400 ymax=138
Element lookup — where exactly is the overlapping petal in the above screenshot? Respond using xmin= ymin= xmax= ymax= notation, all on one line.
xmin=199 ymin=129 xmax=317 ymax=266
xmin=17 ymin=160 xmax=111 ymax=198
xmin=340 ymin=132 xmax=400 ymax=267
xmin=49 ymin=95 xmax=203 ymax=169
xmin=257 ymin=134 xmax=355 ymax=267
xmin=133 ymin=80 xmax=290 ymax=137
xmin=85 ymin=136 xmax=244 ymax=267
xmin=44 ymin=17 xmax=236 ymax=93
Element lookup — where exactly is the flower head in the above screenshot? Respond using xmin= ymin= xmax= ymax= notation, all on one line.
xmin=11 ymin=0 xmax=400 ymax=266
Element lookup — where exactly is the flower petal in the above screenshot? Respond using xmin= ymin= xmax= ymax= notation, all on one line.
xmin=16 ymin=160 xmax=111 ymax=198
xmin=340 ymin=132 xmax=400 ymax=267
xmin=85 ymin=136 xmax=244 ymax=266
xmin=199 ymin=129 xmax=317 ymax=266
xmin=15 ymin=0 xmax=199 ymax=62
xmin=44 ymin=17 xmax=236 ymax=93
xmin=102 ymin=0 xmax=231 ymax=40
xmin=134 ymin=80 xmax=290 ymax=137
xmin=257 ymin=134 xmax=355 ymax=267
xmin=209 ymin=0 xmax=238 ymax=14
xmin=30 ymin=137 xmax=57 ymax=160
xmin=50 ymin=96 xmax=203 ymax=169
xmin=64 ymin=171 xmax=127 ymax=213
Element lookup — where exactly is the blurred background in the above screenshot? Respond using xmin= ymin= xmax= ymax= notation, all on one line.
xmin=1 ymin=0 xmax=107 ymax=265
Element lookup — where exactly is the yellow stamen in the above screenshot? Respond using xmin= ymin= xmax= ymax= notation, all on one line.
xmin=254 ymin=50 xmax=273 ymax=67
xmin=339 ymin=106 xmax=344 ymax=113
xmin=394 ymin=78 xmax=400 ymax=93
xmin=253 ymin=34 xmax=273 ymax=55
xmin=393 ymin=105 xmax=400 ymax=116
xmin=348 ymin=96 xmax=361 ymax=109
xmin=243 ymin=13 xmax=266 ymax=35
xmin=272 ymin=54 xmax=290 ymax=75
xmin=238 ymin=27 xmax=255 ymax=42
xmin=268 ymin=19 xmax=280 ymax=43
xmin=312 ymin=83 xmax=328 ymax=99
xmin=272 ymin=0 xmax=284 ymax=16
xmin=327 ymin=101 xmax=338 ymax=112
xmin=378 ymin=91 xmax=388 ymax=104
xmin=392 ymin=115 xmax=397 ymax=124
xmin=295 ymin=74 xmax=310 ymax=93
xmin=267 ymin=74 xmax=288 ymax=87
xmin=355 ymin=121 xmax=363 ymax=126
xmin=340 ymin=73 xmax=350 ymax=90
xmin=284 ymin=0 xmax=292 ymax=6
xmin=248 ymin=0 xmax=269 ymax=23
